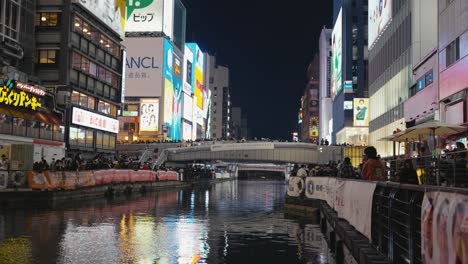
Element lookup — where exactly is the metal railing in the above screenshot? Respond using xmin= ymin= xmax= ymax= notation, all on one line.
xmin=385 ymin=149 xmax=468 ymax=187
xmin=371 ymin=182 xmax=468 ymax=264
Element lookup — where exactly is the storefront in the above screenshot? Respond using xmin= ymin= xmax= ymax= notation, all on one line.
xmin=0 ymin=79 xmax=65 ymax=171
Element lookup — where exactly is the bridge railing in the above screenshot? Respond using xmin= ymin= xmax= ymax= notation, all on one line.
xmin=287 ymin=177 xmax=468 ymax=264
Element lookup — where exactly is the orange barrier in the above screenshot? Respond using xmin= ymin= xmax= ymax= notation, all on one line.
xmin=27 ymin=171 xmax=50 ymax=190
xmin=27 ymin=169 xmax=176 ymax=190
xmin=157 ymin=171 xmax=178 ymax=181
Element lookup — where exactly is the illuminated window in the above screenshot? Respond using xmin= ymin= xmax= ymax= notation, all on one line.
xmin=37 ymin=50 xmax=57 ymax=64
xmin=35 ymin=12 xmax=59 ymax=27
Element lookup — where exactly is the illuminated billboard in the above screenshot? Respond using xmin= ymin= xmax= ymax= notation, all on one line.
xmin=309 ymin=117 xmax=319 ymax=139
xmin=73 ymin=0 xmax=125 ymax=39
xmin=126 ymin=0 xmax=172 ymax=37
xmin=331 ymin=9 xmax=343 ymax=100
xmin=163 ymin=39 xmax=182 ymax=140
xmin=124 ymin=38 xmax=164 ymax=97
xmin=139 ymin=99 xmax=159 ymax=132
xmin=369 ymin=0 xmax=392 ymax=48
xmin=182 ymin=121 xmax=192 ymax=141
xmin=353 ymin=98 xmax=369 ymax=127
xmin=186 ymin=43 xmax=204 ymax=110
xmin=344 ymin=101 xmax=353 ymax=110
xmin=183 ymin=46 xmax=193 ymax=95
xmin=72 ymin=107 xmax=119 ymax=133
xmin=182 ymin=93 xmax=193 ymax=121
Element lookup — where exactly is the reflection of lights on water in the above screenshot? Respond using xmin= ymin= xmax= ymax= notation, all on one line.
xmin=223 ymin=230 xmax=229 ymax=257
xmin=205 ymin=190 xmax=209 ymax=211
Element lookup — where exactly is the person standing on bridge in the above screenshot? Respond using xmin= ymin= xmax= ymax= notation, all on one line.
xmin=361 ymin=146 xmax=385 ymax=181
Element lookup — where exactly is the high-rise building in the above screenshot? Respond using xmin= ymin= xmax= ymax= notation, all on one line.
xmin=0 ymin=0 xmax=66 ymax=168
xmin=35 ymin=1 xmax=126 ymax=157
xmin=368 ymin=0 xmax=439 ymax=157
xmin=231 ymin=107 xmax=242 ymax=140
xmin=438 ymin=0 xmax=468 ymax=128
xmin=319 ymin=27 xmax=333 ymax=143
xmin=300 ymin=55 xmax=320 ymax=143
xmin=331 ymin=0 xmax=369 ymax=145
xmin=208 ymin=55 xmax=230 ymax=140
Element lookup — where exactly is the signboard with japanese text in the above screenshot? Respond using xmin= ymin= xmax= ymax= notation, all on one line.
xmin=72 ymin=107 xmax=119 ymax=133
xmin=124 ymin=37 xmax=164 ymax=97
xmin=139 ymin=98 xmax=159 ymax=132
xmin=126 ymin=0 xmax=174 ymax=38
xmin=73 ymin=0 xmax=125 ymax=39
xmin=0 ymin=80 xmax=43 ymax=111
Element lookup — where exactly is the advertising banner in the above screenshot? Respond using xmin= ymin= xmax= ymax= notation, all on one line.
xmin=309 ymin=117 xmax=319 ymax=139
xmin=305 ymin=177 xmax=329 ymax=201
xmin=186 ymin=43 xmax=204 ymax=110
xmin=73 ymin=0 xmax=125 ymax=39
xmin=369 ymin=0 xmax=393 ymax=48
xmin=139 ymin=98 xmax=159 ymax=132
xmin=182 ymin=121 xmax=192 ymax=141
xmin=72 ymin=107 xmax=119 ymax=133
xmin=124 ymin=37 xmax=164 ymax=97
xmin=331 ymin=9 xmax=343 ymax=100
xmin=183 ymin=46 xmax=193 ymax=95
xmin=326 ymin=178 xmax=336 ymax=209
xmin=335 ymin=180 xmax=376 ymax=239
xmin=344 ymin=101 xmax=353 ymax=110
xmin=182 ymin=93 xmax=193 ymax=121
xmin=353 ymin=98 xmax=369 ymax=127
xmin=163 ymin=39 xmax=182 ymax=140
xmin=126 ymin=0 xmax=163 ymax=31
xmin=422 ymin=192 xmax=468 ymax=264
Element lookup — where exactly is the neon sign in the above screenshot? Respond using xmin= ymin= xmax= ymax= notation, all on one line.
xmin=0 ymin=80 xmax=42 ymax=110
xmin=15 ymin=81 xmax=46 ymax=96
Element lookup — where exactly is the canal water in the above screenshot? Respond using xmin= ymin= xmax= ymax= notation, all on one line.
xmin=0 ymin=181 xmax=334 ymax=264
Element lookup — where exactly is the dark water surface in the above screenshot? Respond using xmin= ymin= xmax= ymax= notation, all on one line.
xmin=0 ymin=181 xmax=333 ymax=264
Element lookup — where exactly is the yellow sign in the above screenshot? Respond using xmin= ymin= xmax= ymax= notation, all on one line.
xmin=0 ymin=83 xmax=42 ymax=110
xmin=309 ymin=117 xmax=319 ymax=138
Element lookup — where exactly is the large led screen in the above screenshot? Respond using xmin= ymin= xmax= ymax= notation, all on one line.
xmin=186 ymin=43 xmax=204 ymax=111
xmin=73 ymin=0 xmax=125 ymax=39
xmin=163 ymin=39 xmax=182 ymax=141
xmin=139 ymin=99 xmax=159 ymax=132
xmin=331 ymin=9 xmax=343 ymax=100
xmin=182 ymin=121 xmax=192 ymax=141
xmin=353 ymin=98 xmax=369 ymax=127
xmin=124 ymin=38 xmax=164 ymax=97
xmin=72 ymin=107 xmax=119 ymax=133
xmin=369 ymin=0 xmax=392 ymax=48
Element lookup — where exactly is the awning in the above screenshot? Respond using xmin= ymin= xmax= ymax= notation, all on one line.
xmin=0 ymin=105 xmax=63 ymax=126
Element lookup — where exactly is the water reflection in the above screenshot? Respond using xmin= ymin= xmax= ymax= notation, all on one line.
xmin=0 ymin=181 xmax=333 ymax=264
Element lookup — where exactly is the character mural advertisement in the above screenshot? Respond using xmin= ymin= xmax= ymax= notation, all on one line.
xmin=163 ymin=39 xmax=182 ymax=141
xmin=353 ymin=98 xmax=369 ymax=127
xmin=369 ymin=0 xmax=392 ymax=47
xmin=139 ymin=99 xmax=159 ymax=132
xmin=331 ymin=9 xmax=343 ymax=100
xmin=422 ymin=192 xmax=468 ymax=264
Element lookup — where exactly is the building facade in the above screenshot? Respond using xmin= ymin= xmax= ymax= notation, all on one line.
xmin=319 ymin=27 xmax=333 ymax=143
xmin=438 ymin=0 xmax=468 ymax=129
xmin=331 ymin=0 xmax=369 ymax=145
xmin=0 ymin=0 xmax=66 ymax=171
xmin=300 ymin=55 xmax=320 ymax=144
xmin=209 ymin=57 xmax=230 ymax=140
xmin=368 ymin=0 xmax=439 ymax=157
xmin=35 ymin=1 xmax=125 ymax=157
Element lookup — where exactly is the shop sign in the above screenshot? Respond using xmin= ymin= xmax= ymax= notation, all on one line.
xmin=15 ymin=81 xmax=46 ymax=96
xmin=0 ymin=80 xmax=42 ymax=110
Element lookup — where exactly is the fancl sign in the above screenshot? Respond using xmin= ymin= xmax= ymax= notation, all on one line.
xmin=126 ymin=56 xmax=160 ymax=69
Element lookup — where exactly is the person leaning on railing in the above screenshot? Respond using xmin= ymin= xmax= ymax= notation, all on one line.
xmin=361 ymin=146 xmax=386 ymax=181
xmin=395 ymin=159 xmax=419 ymax=184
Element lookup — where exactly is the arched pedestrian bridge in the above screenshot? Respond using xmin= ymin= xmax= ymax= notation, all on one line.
xmin=160 ymin=142 xmax=343 ymax=165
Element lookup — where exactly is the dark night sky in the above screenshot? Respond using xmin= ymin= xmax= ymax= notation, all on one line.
xmin=181 ymin=0 xmax=333 ymax=140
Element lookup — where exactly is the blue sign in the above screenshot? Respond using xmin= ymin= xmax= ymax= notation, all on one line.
xmin=163 ymin=39 xmax=182 ymax=141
